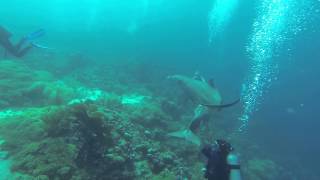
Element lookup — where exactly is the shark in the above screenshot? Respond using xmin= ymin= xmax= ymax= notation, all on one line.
xmin=167 ymin=74 xmax=239 ymax=146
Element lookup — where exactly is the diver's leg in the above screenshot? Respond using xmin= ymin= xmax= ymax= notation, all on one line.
xmin=14 ymin=38 xmax=27 ymax=51
xmin=1 ymin=39 xmax=20 ymax=56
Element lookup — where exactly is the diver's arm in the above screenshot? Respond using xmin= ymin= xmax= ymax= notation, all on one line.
xmin=227 ymin=153 xmax=242 ymax=180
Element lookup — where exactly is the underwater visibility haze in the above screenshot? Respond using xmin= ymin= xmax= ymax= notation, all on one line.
xmin=0 ymin=0 xmax=319 ymax=179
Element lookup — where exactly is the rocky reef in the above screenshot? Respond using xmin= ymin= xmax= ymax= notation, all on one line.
xmin=0 ymin=96 xmax=190 ymax=179
xmin=0 ymin=59 xmax=299 ymax=179
xmin=0 ymin=60 xmax=77 ymax=108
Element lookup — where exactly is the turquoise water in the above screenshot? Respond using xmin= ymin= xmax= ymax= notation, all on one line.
xmin=0 ymin=0 xmax=319 ymax=179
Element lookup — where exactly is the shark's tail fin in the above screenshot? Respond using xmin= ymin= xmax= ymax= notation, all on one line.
xmin=168 ymin=129 xmax=201 ymax=146
xmin=202 ymin=98 xmax=240 ymax=109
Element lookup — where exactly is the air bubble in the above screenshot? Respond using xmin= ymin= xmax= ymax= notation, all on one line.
xmin=208 ymin=0 xmax=239 ymax=44
xmin=239 ymin=0 xmax=304 ymax=131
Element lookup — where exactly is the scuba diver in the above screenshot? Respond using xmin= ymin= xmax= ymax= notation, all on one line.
xmin=0 ymin=26 xmax=45 ymax=58
xmin=202 ymin=139 xmax=242 ymax=180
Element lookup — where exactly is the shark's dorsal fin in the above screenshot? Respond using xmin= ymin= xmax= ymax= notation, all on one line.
xmin=207 ymin=78 xmax=215 ymax=88
xmin=193 ymin=71 xmax=206 ymax=82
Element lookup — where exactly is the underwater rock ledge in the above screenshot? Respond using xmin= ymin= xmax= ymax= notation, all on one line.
xmin=0 ymin=101 xmax=190 ymax=180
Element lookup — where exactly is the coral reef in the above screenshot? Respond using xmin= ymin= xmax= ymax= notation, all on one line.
xmin=0 ymin=60 xmax=76 ymax=108
xmin=0 ymin=100 xmax=190 ymax=179
xmin=0 ymin=59 xmax=299 ymax=179
xmin=0 ymin=60 xmax=38 ymax=108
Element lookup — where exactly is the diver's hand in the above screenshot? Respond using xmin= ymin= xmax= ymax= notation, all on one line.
xmin=227 ymin=153 xmax=240 ymax=166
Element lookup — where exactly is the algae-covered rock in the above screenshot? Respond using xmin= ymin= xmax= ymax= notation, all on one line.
xmin=0 ymin=108 xmax=46 ymax=153
xmin=25 ymin=80 xmax=78 ymax=106
xmin=11 ymin=138 xmax=77 ymax=179
xmin=134 ymin=160 xmax=152 ymax=177
xmin=0 ymin=58 xmax=297 ymax=179
xmin=0 ymin=102 xmax=146 ymax=179
xmin=0 ymin=87 xmax=197 ymax=179
xmin=0 ymin=60 xmax=77 ymax=108
xmin=68 ymin=88 xmax=104 ymax=105
xmin=152 ymin=169 xmax=177 ymax=180
xmin=123 ymin=95 xmax=172 ymax=130
xmin=0 ymin=60 xmax=37 ymax=108
xmin=42 ymin=81 xmax=76 ymax=105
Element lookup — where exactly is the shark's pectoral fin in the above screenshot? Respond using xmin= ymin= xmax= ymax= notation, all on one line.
xmin=202 ymin=98 xmax=240 ymax=109
xmin=168 ymin=129 xmax=201 ymax=146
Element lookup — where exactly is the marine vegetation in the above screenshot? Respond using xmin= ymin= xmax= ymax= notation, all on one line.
xmin=0 ymin=100 xmax=189 ymax=179
xmin=0 ymin=60 xmax=298 ymax=180
xmin=0 ymin=60 xmax=76 ymax=108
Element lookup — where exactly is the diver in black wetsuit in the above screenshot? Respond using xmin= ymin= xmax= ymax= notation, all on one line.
xmin=0 ymin=26 xmax=34 ymax=58
xmin=202 ymin=139 xmax=242 ymax=180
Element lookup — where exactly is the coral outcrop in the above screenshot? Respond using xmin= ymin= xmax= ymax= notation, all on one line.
xmin=0 ymin=59 xmax=298 ymax=179
xmin=0 ymin=100 xmax=190 ymax=179
xmin=0 ymin=60 xmax=76 ymax=108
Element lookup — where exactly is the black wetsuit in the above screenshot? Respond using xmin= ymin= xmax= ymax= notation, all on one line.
xmin=202 ymin=145 xmax=230 ymax=180
xmin=0 ymin=26 xmax=32 ymax=58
